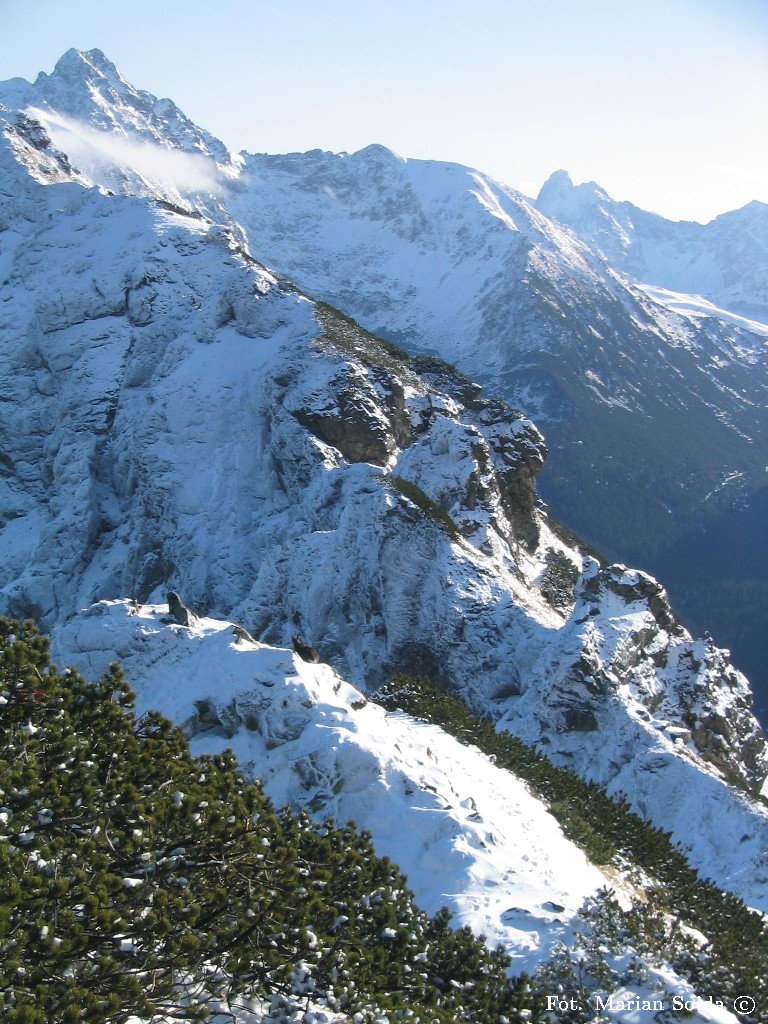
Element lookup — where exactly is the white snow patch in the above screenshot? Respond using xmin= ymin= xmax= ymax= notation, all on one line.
xmin=640 ymin=284 xmax=768 ymax=339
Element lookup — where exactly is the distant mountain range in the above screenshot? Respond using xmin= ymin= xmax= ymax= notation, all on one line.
xmin=536 ymin=167 xmax=768 ymax=323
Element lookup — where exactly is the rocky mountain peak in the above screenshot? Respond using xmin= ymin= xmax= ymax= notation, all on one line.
xmin=536 ymin=168 xmax=613 ymax=223
xmin=0 ymin=48 xmax=234 ymax=180
xmin=46 ymin=46 xmax=123 ymax=84
xmin=30 ymin=47 xmax=139 ymax=125
xmin=536 ymin=167 xmax=574 ymax=197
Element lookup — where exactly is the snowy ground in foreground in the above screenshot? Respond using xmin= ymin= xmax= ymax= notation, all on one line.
xmin=55 ymin=599 xmax=612 ymax=972
xmin=54 ymin=606 xmax=748 ymax=1023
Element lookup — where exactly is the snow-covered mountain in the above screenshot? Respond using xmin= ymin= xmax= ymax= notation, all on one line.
xmin=536 ymin=169 xmax=768 ymax=323
xmin=4 ymin=52 xmax=767 ymax=722
xmin=2 ymin=48 xmax=768 ymax=971
xmin=221 ymin=153 xmax=768 ymax=721
xmin=533 ymin=171 xmax=768 ymax=710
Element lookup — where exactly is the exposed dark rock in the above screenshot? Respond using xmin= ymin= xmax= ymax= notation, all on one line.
xmin=542 ymin=901 xmax=566 ymax=914
xmin=292 ymin=634 xmax=320 ymax=663
xmin=605 ymin=565 xmax=677 ymax=632
xmin=192 ymin=698 xmax=222 ymax=733
xmin=295 ymin=401 xmax=392 ymax=465
xmin=167 ymin=591 xmax=198 ymax=627
xmin=678 ymin=644 xmax=768 ymax=796
xmin=540 ymin=548 xmax=580 ymax=609
xmin=232 ymin=624 xmax=257 ymax=645
xmin=134 ymin=551 xmax=176 ymax=603
xmin=563 ymin=706 xmax=599 ymax=732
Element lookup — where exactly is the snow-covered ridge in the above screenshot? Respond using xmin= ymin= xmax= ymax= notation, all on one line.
xmin=49 ymin=600 xmax=754 ymax=1023
xmin=52 ymin=599 xmax=610 ymax=973
xmin=638 ymin=285 xmax=768 ymax=341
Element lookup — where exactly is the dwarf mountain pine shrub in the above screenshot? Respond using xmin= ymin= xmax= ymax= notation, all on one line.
xmin=0 ymin=620 xmax=551 ymax=1023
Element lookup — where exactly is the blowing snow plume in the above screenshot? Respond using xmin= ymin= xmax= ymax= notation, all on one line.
xmin=26 ymin=106 xmax=225 ymax=198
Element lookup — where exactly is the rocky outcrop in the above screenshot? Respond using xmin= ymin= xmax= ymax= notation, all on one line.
xmin=591 ymin=565 xmax=766 ymax=795
xmin=494 ymin=559 xmax=768 ymax=800
xmin=166 ymin=592 xmax=198 ymax=628
xmin=232 ymin=624 xmax=257 ymax=645
xmin=290 ymin=305 xmax=413 ymax=466
xmin=292 ymin=635 xmax=320 ymax=664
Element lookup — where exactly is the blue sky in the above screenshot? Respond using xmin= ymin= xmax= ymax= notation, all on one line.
xmin=2 ymin=0 xmax=766 ymax=221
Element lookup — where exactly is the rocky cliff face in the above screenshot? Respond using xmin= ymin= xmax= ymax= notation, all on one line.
xmin=2 ymin=55 xmax=768 ymax=911
xmin=222 ymin=136 xmax=768 ymax=725
xmin=498 ymin=559 xmax=767 ymax=797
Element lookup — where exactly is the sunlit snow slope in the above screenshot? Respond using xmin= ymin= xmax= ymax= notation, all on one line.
xmin=536 ymin=169 xmax=768 ymax=324
xmin=54 ymin=599 xmax=612 ymax=972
